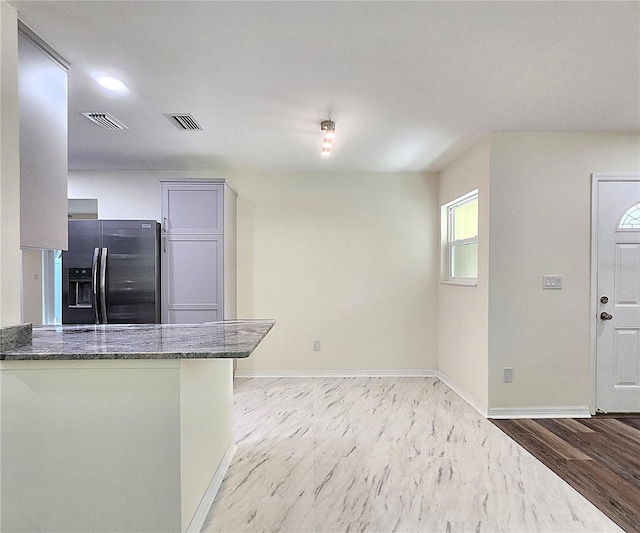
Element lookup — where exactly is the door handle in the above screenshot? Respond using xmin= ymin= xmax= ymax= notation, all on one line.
xmin=100 ymin=248 xmax=108 ymax=323
xmin=92 ymin=247 xmax=100 ymax=323
xmin=600 ymin=312 xmax=613 ymax=321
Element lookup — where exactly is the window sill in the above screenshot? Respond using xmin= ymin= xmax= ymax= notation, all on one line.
xmin=440 ymin=280 xmax=478 ymax=287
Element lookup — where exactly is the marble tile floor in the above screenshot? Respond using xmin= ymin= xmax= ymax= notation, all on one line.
xmin=201 ymin=377 xmax=622 ymax=533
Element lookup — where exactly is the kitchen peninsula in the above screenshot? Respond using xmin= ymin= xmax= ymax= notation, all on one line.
xmin=0 ymin=320 xmax=274 ymax=533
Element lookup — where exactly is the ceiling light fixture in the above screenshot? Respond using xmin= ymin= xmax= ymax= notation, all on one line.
xmin=321 ymin=120 xmax=335 ymax=139
xmin=320 ymin=120 xmax=336 ymax=157
xmin=96 ymin=76 xmax=127 ymax=92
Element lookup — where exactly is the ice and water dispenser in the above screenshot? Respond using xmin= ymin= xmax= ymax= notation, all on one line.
xmin=67 ymin=268 xmax=93 ymax=308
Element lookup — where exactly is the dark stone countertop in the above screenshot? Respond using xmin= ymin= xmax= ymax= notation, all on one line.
xmin=0 ymin=320 xmax=275 ymax=361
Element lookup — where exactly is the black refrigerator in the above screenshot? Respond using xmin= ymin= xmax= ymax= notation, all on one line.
xmin=62 ymin=220 xmax=161 ymax=324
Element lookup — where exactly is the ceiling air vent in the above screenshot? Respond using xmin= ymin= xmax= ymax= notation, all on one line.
xmin=82 ymin=112 xmax=128 ymax=131
xmin=164 ymin=113 xmax=203 ymax=131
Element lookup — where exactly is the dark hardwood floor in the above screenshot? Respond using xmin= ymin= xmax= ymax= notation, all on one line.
xmin=492 ymin=417 xmax=640 ymax=533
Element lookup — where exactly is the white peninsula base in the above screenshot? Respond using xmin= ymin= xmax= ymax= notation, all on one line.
xmin=1 ymin=358 xmax=234 ymax=532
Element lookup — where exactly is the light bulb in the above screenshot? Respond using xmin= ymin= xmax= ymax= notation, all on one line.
xmin=320 ymin=120 xmax=335 ymax=157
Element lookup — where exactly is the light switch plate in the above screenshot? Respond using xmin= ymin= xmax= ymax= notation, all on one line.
xmin=543 ymin=275 xmax=563 ymax=290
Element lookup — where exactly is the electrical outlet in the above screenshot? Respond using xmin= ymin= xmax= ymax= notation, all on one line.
xmin=503 ymin=367 xmax=513 ymax=383
xmin=313 ymin=340 xmax=321 ymax=351
xmin=543 ymin=275 xmax=563 ymax=290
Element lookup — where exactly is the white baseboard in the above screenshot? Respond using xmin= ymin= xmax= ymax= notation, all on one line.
xmin=487 ymin=406 xmax=591 ymax=419
xmin=436 ymin=370 xmax=488 ymax=418
xmin=234 ymin=369 xmax=438 ymax=378
xmin=186 ymin=442 xmax=237 ymax=533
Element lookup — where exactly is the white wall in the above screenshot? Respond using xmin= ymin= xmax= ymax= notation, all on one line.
xmin=0 ymin=7 xmax=19 ymax=528
xmin=1 ymin=359 xmax=181 ymax=532
xmin=488 ymin=132 xmax=640 ymax=410
xmin=21 ymin=250 xmax=42 ymax=326
xmin=71 ymin=169 xmax=440 ymax=372
xmin=438 ymin=138 xmax=490 ymax=408
xmin=63 ymin=134 xmax=640 ymax=406
xmin=232 ymin=170 xmax=439 ymax=372
xmin=68 ymin=170 xmax=224 ymax=221
xmin=0 ymin=1 xmax=21 ymax=327
xmin=179 ymin=359 xmax=233 ymax=531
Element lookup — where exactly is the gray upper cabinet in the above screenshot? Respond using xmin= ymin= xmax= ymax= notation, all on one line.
xmin=160 ymin=179 xmax=237 ymax=325
xmin=18 ymin=23 xmax=69 ymax=250
xmin=161 ymin=182 xmax=224 ymax=234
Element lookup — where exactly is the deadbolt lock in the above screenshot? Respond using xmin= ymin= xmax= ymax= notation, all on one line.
xmin=600 ymin=296 xmax=609 ymax=304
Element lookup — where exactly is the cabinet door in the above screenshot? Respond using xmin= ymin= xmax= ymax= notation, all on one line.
xmin=19 ymin=31 xmax=68 ymax=250
xmin=162 ymin=234 xmax=223 ymax=324
xmin=162 ymin=183 xmax=224 ymax=234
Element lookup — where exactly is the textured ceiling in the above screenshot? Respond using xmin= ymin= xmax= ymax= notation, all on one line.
xmin=10 ymin=1 xmax=640 ymax=173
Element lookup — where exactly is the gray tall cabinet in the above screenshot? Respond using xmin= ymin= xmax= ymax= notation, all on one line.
xmin=160 ymin=179 xmax=237 ymax=324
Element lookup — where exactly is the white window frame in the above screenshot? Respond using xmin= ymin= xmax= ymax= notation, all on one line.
xmin=441 ymin=189 xmax=478 ymax=286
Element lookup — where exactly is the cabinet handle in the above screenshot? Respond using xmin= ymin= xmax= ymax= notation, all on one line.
xmin=163 ymin=237 xmax=167 ymax=253
xmin=163 ymin=217 xmax=168 ymax=233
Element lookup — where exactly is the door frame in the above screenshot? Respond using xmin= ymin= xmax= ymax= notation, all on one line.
xmin=590 ymin=173 xmax=640 ymax=414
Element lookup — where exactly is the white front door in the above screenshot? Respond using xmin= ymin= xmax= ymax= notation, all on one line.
xmin=596 ymin=178 xmax=640 ymax=412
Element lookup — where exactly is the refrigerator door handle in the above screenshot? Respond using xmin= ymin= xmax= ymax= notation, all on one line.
xmin=100 ymin=247 xmax=108 ymax=323
xmin=92 ymin=247 xmax=101 ymax=323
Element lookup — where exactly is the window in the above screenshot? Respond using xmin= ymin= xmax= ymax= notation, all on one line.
xmin=42 ymin=249 xmax=62 ymax=325
xmin=441 ymin=190 xmax=478 ymax=284
xmin=619 ymin=202 xmax=640 ymax=230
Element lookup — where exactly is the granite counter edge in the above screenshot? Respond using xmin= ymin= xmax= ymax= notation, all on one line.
xmin=0 ymin=320 xmax=275 ymax=361
xmin=0 ymin=350 xmax=253 ymax=361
